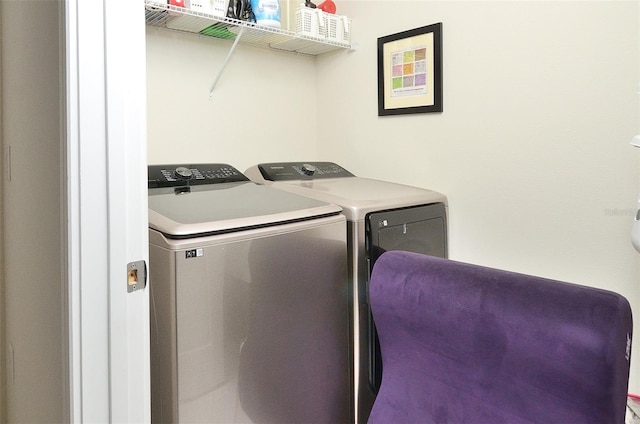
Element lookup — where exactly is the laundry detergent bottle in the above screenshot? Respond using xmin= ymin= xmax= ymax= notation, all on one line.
xmin=250 ymin=0 xmax=281 ymax=28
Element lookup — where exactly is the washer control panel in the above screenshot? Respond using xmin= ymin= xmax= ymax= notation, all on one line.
xmin=148 ymin=163 xmax=249 ymax=188
xmin=257 ymin=162 xmax=355 ymax=181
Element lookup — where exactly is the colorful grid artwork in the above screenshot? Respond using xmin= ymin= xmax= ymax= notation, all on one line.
xmin=377 ymin=22 xmax=442 ymax=115
xmin=390 ymin=46 xmax=428 ymax=98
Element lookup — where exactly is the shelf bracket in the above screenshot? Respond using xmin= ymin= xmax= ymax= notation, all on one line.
xmin=209 ymin=27 xmax=245 ymax=99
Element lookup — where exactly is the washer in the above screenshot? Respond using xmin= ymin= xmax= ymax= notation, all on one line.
xmin=148 ymin=163 xmax=351 ymax=423
xmin=245 ymin=161 xmax=448 ymax=423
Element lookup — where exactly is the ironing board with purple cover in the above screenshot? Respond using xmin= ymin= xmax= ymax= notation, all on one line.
xmin=368 ymin=251 xmax=632 ymax=424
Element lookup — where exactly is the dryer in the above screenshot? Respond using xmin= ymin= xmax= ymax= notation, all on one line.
xmin=148 ymin=163 xmax=351 ymax=423
xmin=245 ymin=161 xmax=448 ymax=423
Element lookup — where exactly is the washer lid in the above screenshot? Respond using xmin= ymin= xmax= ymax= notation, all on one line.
xmin=148 ymin=182 xmax=342 ymax=239
xmin=262 ymin=177 xmax=447 ymax=221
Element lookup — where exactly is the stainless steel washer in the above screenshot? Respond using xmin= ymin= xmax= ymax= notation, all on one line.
xmin=148 ymin=163 xmax=351 ymax=423
xmin=245 ymin=162 xmax=448 ymax=423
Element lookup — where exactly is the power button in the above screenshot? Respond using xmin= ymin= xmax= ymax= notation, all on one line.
xmin=174 ymin=166 xmax=193 ymax=179
xmin=301 ymin=163 xmax=317 ymax=176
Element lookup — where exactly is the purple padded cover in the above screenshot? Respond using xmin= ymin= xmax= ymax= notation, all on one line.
xmin=368 ymin=251 xmax=632 ymax=424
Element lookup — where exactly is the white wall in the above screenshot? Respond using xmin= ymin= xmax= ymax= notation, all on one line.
xmin=317 ymin=0 xmax=640 ymax=392
xmin=146 ymin=27 xmax=323 ymax=169
xmin=147 ymin=0 xmax=640 ymax=393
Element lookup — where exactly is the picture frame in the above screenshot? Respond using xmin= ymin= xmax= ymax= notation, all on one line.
xmin=377 ymin=23 xmax=443 ymax=116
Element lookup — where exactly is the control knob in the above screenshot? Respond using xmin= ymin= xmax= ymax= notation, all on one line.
xmin=174 ymin=166 xmax=193 ymax=180
xmin=301 ymin=163 xmax=317 ymax=176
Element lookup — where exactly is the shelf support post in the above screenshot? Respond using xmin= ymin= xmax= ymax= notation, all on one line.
xmin=208 ymin=27 xmax=245 ymax=99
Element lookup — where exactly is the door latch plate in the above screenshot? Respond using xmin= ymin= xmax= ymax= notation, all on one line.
xmin=127 ymin=260 xmax=147 ymax=293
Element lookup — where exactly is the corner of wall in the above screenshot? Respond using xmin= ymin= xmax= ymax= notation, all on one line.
xmin=1 ymin=1 xmax=67 ymax=421
xmin=0 ymin=1 xmax=6 ymax=422
xmin=57 ymin=1 xmax=70 ymax=421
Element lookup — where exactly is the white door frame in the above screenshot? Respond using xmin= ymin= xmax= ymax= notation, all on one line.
xmin=66 ymin=0 xmax=149 ymax=421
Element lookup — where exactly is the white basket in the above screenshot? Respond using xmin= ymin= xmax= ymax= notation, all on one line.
xmin=187 ymin=0 xmax=228 ymax=18
xmin=324 ymin=13 xmax=351 ymax=43
xmin=211 ymin=0 xmax=228 ymax=17
xmin=295 ymin=6 xmax=322 ymax=38
xmin=295 ymin=6 xmax=351 ymax=43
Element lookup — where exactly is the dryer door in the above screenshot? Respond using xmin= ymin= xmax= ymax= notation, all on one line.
xmin=365 ymin=202 xmax=448 ymax=392
xmin=367 ymin=203 xmax=447 ymax=263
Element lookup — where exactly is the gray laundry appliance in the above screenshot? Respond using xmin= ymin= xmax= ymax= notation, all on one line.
xmin=148 ymin=163 xmax=351 ymax=424
xmin=245 ymin=162 xmax=448 ymax=424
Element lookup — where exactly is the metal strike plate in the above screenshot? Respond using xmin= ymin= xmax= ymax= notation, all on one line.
xmin=127 ymin=260 xmax=147 ymax=293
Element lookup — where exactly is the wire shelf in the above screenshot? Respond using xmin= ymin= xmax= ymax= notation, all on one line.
xmin=144 ymin=0 xmax=353 ymax=56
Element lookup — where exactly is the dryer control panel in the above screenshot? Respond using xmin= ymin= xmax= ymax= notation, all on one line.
xmin=148 ymin=163 xmax=249 ymax=188
xmin=256 ymin=162 xmax=355 ymax=181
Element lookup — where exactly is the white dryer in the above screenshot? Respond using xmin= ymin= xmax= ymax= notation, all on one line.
xmin=148 ymin=163 xmax=351 ymax=423
xmin=245 ymin=161 xmax=448 ymax=423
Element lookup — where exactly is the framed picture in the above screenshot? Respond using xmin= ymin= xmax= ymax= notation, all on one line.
xmin=377 ymin=23 xmax=443 ymax=116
